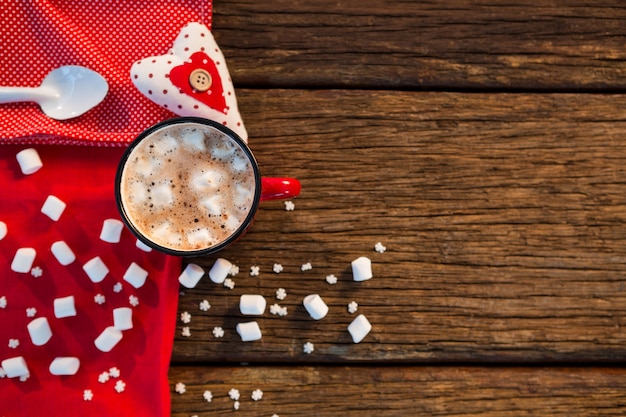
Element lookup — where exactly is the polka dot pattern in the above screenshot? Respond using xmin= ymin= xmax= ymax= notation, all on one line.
xmin=0 ymin=1 xmax=213 ymax=146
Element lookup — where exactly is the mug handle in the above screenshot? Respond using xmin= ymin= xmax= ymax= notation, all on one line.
xmin=260 ymin=178 xmax=301 ymax=201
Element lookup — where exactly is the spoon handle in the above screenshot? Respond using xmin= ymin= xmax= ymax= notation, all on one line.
xmin=0 ymin=86 xmax=56 ymax=104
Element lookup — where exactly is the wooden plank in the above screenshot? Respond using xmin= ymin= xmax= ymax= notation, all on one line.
xmin=169 ymin=366 xmax=626 ymax=416
xmin=212 ymin=0 xmax=626 ymax=90
xmin=171 ymin=90 xmax=626 ymax=363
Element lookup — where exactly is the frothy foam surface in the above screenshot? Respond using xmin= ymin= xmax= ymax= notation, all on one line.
xmin=120 ymin=123 xmax=256 ymax=252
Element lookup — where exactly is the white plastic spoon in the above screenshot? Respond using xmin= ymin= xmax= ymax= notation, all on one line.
xmin=0 ymin=65 xmax=108 ymax=120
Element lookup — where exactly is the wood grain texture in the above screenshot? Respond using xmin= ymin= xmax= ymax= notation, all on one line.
xmin=171 ymin=90 xmax=626 ymax=364
xmin=169 ymin=366 xmax=626 ymax=416
xmin=212 ymin=0 xmax=626 ymax=90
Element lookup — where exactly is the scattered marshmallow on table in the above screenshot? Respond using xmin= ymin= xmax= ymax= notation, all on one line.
xmin=135 ymin=239 xmax=153 ymax=252
xmin=209 ymin=258 xmax=232 ymax=284
xmin=303 ymin=294 xmax=329 ymax=320
xmin=99 ymin=218 xmax=124 ymax=243
xmin=239 ymin=294 xmax=267 ymax=315
xmin=16 ymin=148 xmax=43 ymax=175
xmin=51 ymin=240 xmax=76 ymax=265
xmin=0 ymin=221 xmax=7 ymax=240
xmin=236 ymin=321 xmax=262 ymax=342
xmin=49 ymin=357 xmax=80 ymax=376
xmin=123 ymin=262 xmax=148 ymax=288
xmin=11 ymin=247 xmax=36 ymax=273
xmin=113 ymin=307 xmax=133 ymax=331
xmin=82 ymin=256 xmax=109 ymax=283
xmin=94 ymin=326 xmax=123 ymax=352
xmin=351 ymin=256 xmax=373 ymax=281
xmin=54 ymin=295 xmax=76 ymax=318
xmin=178 ymin=263 xmax=205 ymax=288
xmin=27 ymin=317 xmax=53 ymax=346
xmin=2 ymin=356 xmax=30 ymax=378
xmin=348 ymin=314 xmax=372 ymax=343
xmin=41 ymin=195 xmax=66 ymax=221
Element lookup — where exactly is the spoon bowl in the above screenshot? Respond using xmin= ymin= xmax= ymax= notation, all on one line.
xmin=0 ymin=66 xmax=109 ymax=120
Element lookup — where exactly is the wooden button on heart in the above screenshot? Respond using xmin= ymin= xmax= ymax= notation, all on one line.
xmin=189 ymin=69 xmax=212 ymax=92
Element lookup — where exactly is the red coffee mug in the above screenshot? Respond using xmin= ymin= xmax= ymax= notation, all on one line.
xmin=115 ymin=117 xmax=300 ymax=256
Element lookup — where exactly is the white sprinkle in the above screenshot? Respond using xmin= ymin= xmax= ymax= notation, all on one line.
xmin=98 ymin=372 xmax=110 ymax=383
xmin=300 ymin=262 xmax=312 ymax=271
xmin=109 ymin=367 xmax=121 ymax=378
xmin=26 ymin=307 xmax=37 ymax=317
xmin=229 ymin=264 xmax=240 ymax=276
xmin=181 ymin=327 xmax=191 ymax=337
xmin=203 ymin=390 xmax=213 ymax=402
xmin=234 ymin=401 xmax=240 ymax=410
xmin=129 ymin=295 xmax=139 ymax=307
xmin=199 ymin=300 xmax=211 ymax=311
xmin=94 ymin=293 xmax=106 ymax=305
xmin=223 ymin=278 xmax=235 ymax=289
xmin=114 ymin=380 xmax=126 ymax=393
xmin=19 ymin=374 xmax=30 ymax=382
xmin=175 ymin=382 xmax=186 ymax=394
xmin=249 ymin=265 xmax=260 ymax=276
xmin=41 ymin=195 xmax=66 ymax=221
xmin=303 ymin=342 xmax=314 ymax=354
xmin=284 ymin=200 xmax=295 ymax=211
xmin=269 ymin=304 xmax=288 ymax=316
xmin=275 ymin=288 xmax=287 ymax=300
xmin=113 ymin=282 xmax=123 ymax=293
xmin=348 ymin=301 xmax=359 ymax=314
xmin=180 ymin=311 xmax=192 ymax=324
xmin=8 ymin=339 xmax=19 ymax=349
xmin=30 ymin=266 xmax=43 ymax=278
xmin=272 ymin=263 xmax=283 ymax=273
xmin=0 ymin=296 xmax=6 ymax=308
xmin=212 ymin=326 xmax=224 ymax=338
xmin=374 ymin=241 xmax=387 ymax=253
xmin=251 ymin=388 xmax=263 ymax=401
xmin=83 ymin=389 xmax=94 ymax=401
xmin=228 ymin=388 xmax=240 ymax=400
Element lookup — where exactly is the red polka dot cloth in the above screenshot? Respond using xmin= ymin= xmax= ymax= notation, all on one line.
xmin=0 ymin=0 xmax=214 ymax=146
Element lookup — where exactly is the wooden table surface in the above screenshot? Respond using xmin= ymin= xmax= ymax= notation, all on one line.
xmin=169 ymin=1 xmax=626 ymax=415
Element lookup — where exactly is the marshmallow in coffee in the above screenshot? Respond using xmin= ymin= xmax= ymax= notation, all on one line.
xmin=119 ymin=123 xmax=257 ymax=252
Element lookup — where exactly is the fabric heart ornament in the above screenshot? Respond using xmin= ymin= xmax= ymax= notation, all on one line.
xmin=130 ymin=22 xmax=248 ymax=141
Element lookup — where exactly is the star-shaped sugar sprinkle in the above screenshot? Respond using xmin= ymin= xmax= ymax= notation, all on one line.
xmin=0 ymin=296 xmax=6 ymax=308
xmin=19 ymin=374 xmax=29 ymax=382
xmin=275 ymin=288 xmax=287 ymax=300
xmin=129 ymin=295 xmax=139 ymax=307
xmin=284 ymin=201 xmax=295 ymax=211
xmin=114 ymin=380 xmax=126 ymax=393
xmin=30 ymin=266 xmax=43 ymax=278
xmin=8 ymin=338 xmax=19 ymax=349
xmin=229 ymin=264 xmax=240 ymax=276
xmin=109 ymin=367 xmax=121 ymax=378
xmin=249 ymin=265 xmax=260 ymax=276
xmin=300 ymin=262 xmax=312 ymax=272
xmin=228 ymin=388 xmax=240 ymax=401
xmin=374 ymin=241 xmax=387 ymax=253
xmin=175 ymin=382 xmax=186 ymax=394
xmin=272 ymin=263 xmax=283 ymax=273
xmin=113 ymin=282 xmax=123 ymax=293
xmin=26 ymin=307 xmax=37 ymax=317
xmin=180 ymin=311 xmax=192 ymax=324
xmin=326 ymin=274 xmax=338 ymax=285
xmin=94 ymin=294 xmax=106 ymax=305
xmin=181 ymin=327 xmax=191 ymax=337
xmin=223 ymin=278 xmax=235 ymax=289
xmin=251 ymin=389 xmax=263 ymax=401
xmin=269 ymin=304 xmax=288 ymax=316
xmin=203 ymin=390 xmax=213 ymax=402
xmin=233 ymin=401 xmax=240 ymax=410
xmin=212 ymin=326 xmax=224 ymax=338
xmin=348 ymin=301 xmax=358 ymax=314
xmin=83 ymin=390 xmax=94 ymax=401
xmin=199 ymin=300 xmax=211 ymax=311
xmin=98 ymin=372 xmax=110 ymax=383
xmin=303 ymin=342 xmax=314 ymax=354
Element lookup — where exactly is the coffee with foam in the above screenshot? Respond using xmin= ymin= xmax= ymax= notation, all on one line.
xmin=119 ymin=123 xmax=257 ymax=252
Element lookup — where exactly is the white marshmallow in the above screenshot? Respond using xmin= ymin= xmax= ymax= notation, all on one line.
xmin=351 ymin=256 xmax=373 ymax=282
xmin=303 ymin=294 xmax=329 ymax=320
xmin=236 ymin=321 xmax=262 ymax=342
xmin=209 ymin=258 xmax=232 ymax=284
xmin=100 ymin=218 xmax=124 ymax=243
xmin=231 ymin=155 xmax=249 ymax=172
xmin=239 ymin=294 xmax=267 ymax=315
xmin=181 ymin=127 xmax=206 ymax=151
xmin=11 ymin=247 xmax=36 ymax=273
xmin=54 ymin=295 xmax=76 ymax=318
xmin=123 ymin=262 xmax=148 ymax=288
xmin=135 ymin=239 xmax=153 ymax=252
xmin=151 ymin=184 xmax=174 ymax=207
xmin=82 ymin=256 xmax=109 ymax=283
xmin=186 ymin=228 xmax=214 ymax=248
xmin=41 ymin=195 xmax=66 ymax=221
xmin=113 ymin=307 xmax=133 ymax=331
xmin=348 ymin=314 xmax=372 ymax=343
xmin=192 ymin=170 xmax=223 ymax=190
xmin=49 ymin=357 xmax=80 ymax=376
xmin=94 ymin=326 xmax=123 ymax=352
xmin=27 ymin=317 xmax=53 ymax=346
xmin=0 ymin=221 xmax=7 ymax=240
xmin=51 ymin=240 xmax=76 ymax=265
xmin=178 ymin=263 xmax=205 ymax=288
xmin=2 ymin=356 xmax=30 ymax=378
xmin=16 ymin=148 xmax=42 ymax=175
xmin=200 ymin=195 xmax=223 ymax=216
